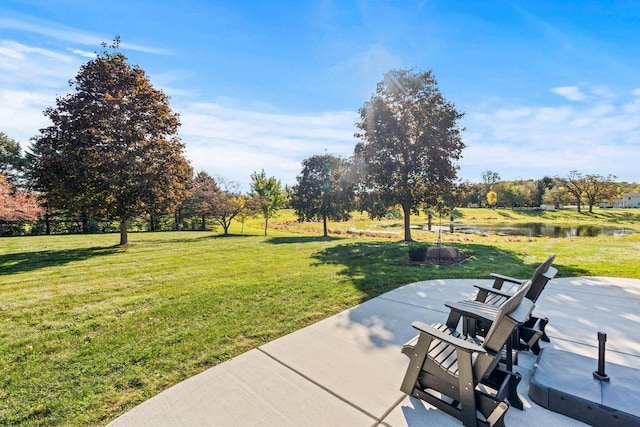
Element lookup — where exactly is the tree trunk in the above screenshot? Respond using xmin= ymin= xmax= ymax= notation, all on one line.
xmin=264 ymin=218 xmax=268 ymax=236
xmin=322 ymin=215 xmax=328 ymax=237
xmin=201 ymin=215 xmax=206 ymax=231
xmin=119 ymin=219 xmax=128 ymax=245
xmin=82 ymin=214 xmax=89 ymax=234
xmin=149 ymin=216 xmax=157 ymax=231
xmin=402 ymin=203 xmax=412 ymax=241
xmin=45 ymin=208 xmax=51 ymax=235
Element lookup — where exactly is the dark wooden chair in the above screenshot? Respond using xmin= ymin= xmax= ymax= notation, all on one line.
xmin=456 ymin=254 xmax=557 ymax=354
xmin=474 ymin=254 xmax=556 ymax=306
xmin=401 ymin=282 xmax=534 ymax=427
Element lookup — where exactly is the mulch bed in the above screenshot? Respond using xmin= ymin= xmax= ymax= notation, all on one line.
xmin=396 ymin=253 xmax=473 ymax=266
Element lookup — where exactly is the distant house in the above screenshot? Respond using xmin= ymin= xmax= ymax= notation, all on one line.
xmin=540 ymin=203 xmax=556 ymax=211
xmin=600 ymin=199 xmax=623 ymax=208
xmin=622 ymin=193 xmax=640 ymax=208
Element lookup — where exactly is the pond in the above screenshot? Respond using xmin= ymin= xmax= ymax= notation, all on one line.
xmin=451 ymin=224 xmax=636 ymax=238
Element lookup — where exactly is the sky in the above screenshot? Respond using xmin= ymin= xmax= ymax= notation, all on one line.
xmin=1 ymin=0 xmax=639 ymax=191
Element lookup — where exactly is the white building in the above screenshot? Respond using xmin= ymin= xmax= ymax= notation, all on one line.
xmin=622 ymin=193 xmax=640 ymax=208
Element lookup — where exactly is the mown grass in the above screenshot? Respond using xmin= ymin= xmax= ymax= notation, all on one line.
xmin=1 ymin=208 xmax=639 ymax=425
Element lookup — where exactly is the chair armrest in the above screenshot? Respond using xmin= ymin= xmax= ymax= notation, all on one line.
xmin=473 ymin=283 xmax=515 ymax=298
xmin=412 ymin=321 xmax=487 ymax=353
xmin=489 ymin=273 xmax=525 ymax=287
xmin=444 ymin=301 xmax=497 ymax=324
xmin=506 ymin=299 xmax=535 ymax=324
xmin=543 ymin=266 xmax=558 ymax=279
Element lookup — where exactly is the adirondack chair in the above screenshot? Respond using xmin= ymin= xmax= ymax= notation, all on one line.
xmin=401 ymin=282 xmax=534 ymax=427
xmin=455 ymin=254 xmax=557 ymax=354
xmin=474 ymin=254 xmax=556 ymax=306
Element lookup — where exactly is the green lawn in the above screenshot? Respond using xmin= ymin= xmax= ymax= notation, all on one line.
xmin=1 ymin=208 xmax=639 ymax=425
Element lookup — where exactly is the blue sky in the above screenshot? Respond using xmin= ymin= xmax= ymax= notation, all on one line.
xmin=1 ymin=0 xmax=639 ymax=190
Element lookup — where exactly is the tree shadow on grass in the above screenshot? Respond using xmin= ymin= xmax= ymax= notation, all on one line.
xmin=0 ymin=246 xmax=122 ymax=275
xmin=311 ymin=241 xmax=588 ymax=301
xmin=266 ymin=236 xmax=342 ymax=244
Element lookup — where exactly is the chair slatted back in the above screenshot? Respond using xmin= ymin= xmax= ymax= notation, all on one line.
xmin=525 ymin=254 xmax=556 ymax=302
xmin=473 ymin=280 xmax=532 ymax=379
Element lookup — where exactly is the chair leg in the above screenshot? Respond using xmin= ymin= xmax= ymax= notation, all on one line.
xmin=400 ymin=332 xmax=433 ymax=396
xmin=519 ymin=317 xmax=547 ymax=355
xmin=539 ymin=317 xmax=550 ymax=342
xmin=445 ymin=309 xmax=463 ymax=329
xmin=507 ymin=372 xmax=523 ymax=410
xmin=456 ymin=349 xmax=478 ymax=427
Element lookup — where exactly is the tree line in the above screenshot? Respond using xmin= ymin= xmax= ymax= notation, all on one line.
xmin=1 ymin=39 xmax=637 ymax=242
xmin=463 ymin=170 xmax=637 ymax=213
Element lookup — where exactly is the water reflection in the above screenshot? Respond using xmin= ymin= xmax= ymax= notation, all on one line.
xmin=452 ymin=224 xmax=636 ymax=238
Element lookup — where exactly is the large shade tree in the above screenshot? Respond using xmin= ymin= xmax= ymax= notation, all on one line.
xmin=355 ymin=69 xmax=465 ymax=241
xmin=583 ymin=173 xmax=617 ymax=213
xmin=29 ymin=38 xmax=192 ymax=244
xmin=556 ymin=171 xmax=586 ymax=213
xmin=291 ymin=154 xmax=354 ymax=237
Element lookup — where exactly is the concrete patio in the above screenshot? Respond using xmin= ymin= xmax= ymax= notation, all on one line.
xmin=108 ymin=277 xmax=640 ymax=426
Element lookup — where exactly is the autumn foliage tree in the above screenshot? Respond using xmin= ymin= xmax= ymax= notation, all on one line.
xmin=0 ymin=174 xmax=42 ymax=235
xmin=204 ymin=178 xmax=245 ymax=235
xmin=0 ymin=174 xmax=41 ymax=221
xmin=486 ymin=190 xmax=497 ymax=208
xmin=355 ymin=69 xmax=465 ymax=241
xmin=181 ymin=171 xmax=220 ymax=230
xmin=29 ymin=38 xmax=192 ymax=244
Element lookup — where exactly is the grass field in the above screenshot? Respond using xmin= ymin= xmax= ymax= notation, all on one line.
xmin=1 ymin=208 xmax=639 ymax=425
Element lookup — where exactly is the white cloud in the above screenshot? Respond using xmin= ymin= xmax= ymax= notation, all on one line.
xmin=0 ymin=40 xmax=80 ymax=90
xmin=178 ymin=101 xmax=359 ymax=190
xmin=495 ymin=107 xmax=533 ymax=121
xmin=551 ymin=86 xmax=586 ymax=101
xmin=461 ymin=90 xmax=640 ymax=182
xmin=0 ymin=17 xmax=168 ymax=55
xmin=67 ymin=48 xmax=97 ymax=59
xmin=0 ymin=88 xmax=55 ymax=144
xmin=0 ymin=40 xmax=73 ymax=62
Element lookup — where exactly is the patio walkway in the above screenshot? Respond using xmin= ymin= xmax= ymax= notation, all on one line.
xmin=108 ymin=277 xmax=640 ymax=426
